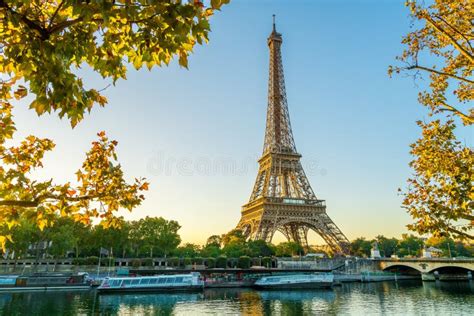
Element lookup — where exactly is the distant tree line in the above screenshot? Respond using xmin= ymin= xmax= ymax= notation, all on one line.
xmin=0 ymin=221 xmax=300 ymax=260
xmin=1 ymin=218 xmax=472 ymax=261
xmin=350 ymin=234 xmax=474 ymax=258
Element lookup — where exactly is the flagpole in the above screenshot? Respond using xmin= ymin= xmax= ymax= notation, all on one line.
xmin=108 ymin=247 xmax=113 ymax=277
xmin=97 ymin=250 xmax=102 ymax=279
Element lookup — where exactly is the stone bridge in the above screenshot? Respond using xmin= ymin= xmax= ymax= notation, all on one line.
xmin=377 ymin=258 xmax=474 ymax=280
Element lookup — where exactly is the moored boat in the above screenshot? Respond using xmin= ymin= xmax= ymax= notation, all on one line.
xmin=0 ymin=273 xmax=91 ymax=291
xmin=254 ymin=273 xmax=334 ymax=289
xmin=97 ymin=272 xmax=204 ymax=293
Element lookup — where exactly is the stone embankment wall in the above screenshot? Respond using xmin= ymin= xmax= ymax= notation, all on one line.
xmin=0 ymin=258 xmax=382 ymax=274
xmin=277 ymin=258 xmax=380 ymax=273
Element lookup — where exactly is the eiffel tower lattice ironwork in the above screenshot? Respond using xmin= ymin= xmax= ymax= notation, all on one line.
xmin=236 ymin=17 xmax=350 ymax=254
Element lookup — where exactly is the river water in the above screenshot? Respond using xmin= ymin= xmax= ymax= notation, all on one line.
xmin=0 ymin=281 xmax=472 ymax=315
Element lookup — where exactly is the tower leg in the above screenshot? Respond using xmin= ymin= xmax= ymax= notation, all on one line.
xmin=280 ymin=224 xmax=309 ymax=252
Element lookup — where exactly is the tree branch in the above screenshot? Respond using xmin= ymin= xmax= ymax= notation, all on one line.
xmin=406 ymin=64 xmax=474 ymax=84
xmin=0 ymin=200 xmax=38 ymax=207
xmin=447 ymin=225 xmax=473 ymax=240
xmin=1 ymin=1 xmax=158 ymax=40
xmin=0 ymin=192 xmax=107 ymax=208
xmin=462 ymin=213 xmax=474 ymax=221
xmin=129 ymin=13 xmax=159 ymax=24
xmin=0 ymin=0 xmax=49 ymax=40
xmin=433 ymin=14 xmax=473 ymax=52
xmin=48 ymin=17 xmax=85 ymax=34
xmin=48 ymin=17 xmax=105 ymax=35
xmin=48 ymin=0 xmax=65 ymax=30
xmin=438 ymin=101 xmax=474 ymax=124
xmin=425 ymin=15 xmax=474 ymax=64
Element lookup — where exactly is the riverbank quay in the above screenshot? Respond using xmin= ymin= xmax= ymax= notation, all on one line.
xmin=0 ymin=269 xmax=420 ymax=288
xmin=0 ymin=268 xmax=469 ymax=291
xmin=1 ymin=257 xmax=472 ymax=285
xmin=0 ymin=257 xmax=354 ymax=274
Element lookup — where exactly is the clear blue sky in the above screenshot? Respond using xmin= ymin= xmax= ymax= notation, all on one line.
xmin=12 ymin=0 xmax=472 ymax=244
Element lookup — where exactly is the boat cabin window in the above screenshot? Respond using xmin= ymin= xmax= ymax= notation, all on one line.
xmin=149 ymin=278 xmax=158 ymax=284
xmin=110 ymin=280 xmax=122 ymax=287
xmin=50 ymin=279 xmax=57 ymax=284
xmin=0 ymin=278 xmax=16 ymax=285
xmin=175 ymin=277 xmax=183 ymax=283
xmin=158 ymin=278 xmax=166 ymax=284
xmin=29 ymin=277 xmax=67 ymax=285
xmin=166 ymin=278 xmax=175 ymax=284
xmin=122 ymin=279 xmax=132 ymax=286
xmin=140 ymin=279 xmax=150 ymax=285
xmin=131 ymin=279 xmax=140 ymax=285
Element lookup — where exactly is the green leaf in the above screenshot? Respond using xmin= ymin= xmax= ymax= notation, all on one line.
xmin=179 ymin=53 xmax=189 ymax=69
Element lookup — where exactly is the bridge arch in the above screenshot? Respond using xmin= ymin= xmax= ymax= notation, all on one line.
xmin=382 ymin=264 xmax=423 ymax=274
xmin=427 ymin=265 xmax=473 ymax=274
xmin=379 ymin=259 xmax=474 ymax=275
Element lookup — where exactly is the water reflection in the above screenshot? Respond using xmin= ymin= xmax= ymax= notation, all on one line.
xmin=260 ymin=290 xmax=336 ymax=315
xmin=0 ymin=281 xmax=472 ymax=315
xmin=0 ymin=291 xmax=95 ymax=315
xmin=97 ymin=293 xmax=201 ymax=315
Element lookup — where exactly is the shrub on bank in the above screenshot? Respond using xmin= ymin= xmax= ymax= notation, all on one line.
xmin=168 ymin=257 xmax=179 ymax=267
xmin=216 ymin=256 xmax=227 ymax=268
xmin=183 ymin=257 xmax=192 ymax=266
xmin=262 ymin=257 xmax=272 ymax=268
xmin=72 ymin=258 xmax=86 ymax=265
xmin=206 ymin=257 xmax=216 ymax=268
xmin=102 ymin=257 xmax=114 ymax=266
xmin=131 ymin=259 xmax=141 ymax=268
xmin=238 ymin=256 xmax=251 ymax=269
xmin=85 ymin=256 xmax=99 ymax=265
xmin=251 ymin=258 xmax=260 ymax=266
xmin=72 ymin=257 xmax=111 ymax=266
xmin=193 ymin=257 xmax=203 ymax=265
xmin=142 ymin=258 xmax=154 ymax=266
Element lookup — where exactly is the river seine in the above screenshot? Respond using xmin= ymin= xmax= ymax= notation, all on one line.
xmin=0 ymin=281 xmax=472 ymax=315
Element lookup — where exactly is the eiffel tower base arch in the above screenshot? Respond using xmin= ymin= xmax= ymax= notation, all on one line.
xmin=236 ymin=202 xmax=350 ymax=255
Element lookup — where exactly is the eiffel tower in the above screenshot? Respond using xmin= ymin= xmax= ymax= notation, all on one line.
xmin=236 ymin=17 xmax=350 ymax=254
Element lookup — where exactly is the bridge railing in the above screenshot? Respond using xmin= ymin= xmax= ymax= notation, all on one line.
xmin=374 ymin=258 xmax=474 ymax=263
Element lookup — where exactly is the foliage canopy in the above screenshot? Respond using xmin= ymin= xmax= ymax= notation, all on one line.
xmin=392 ymin=0 xmax=473 ymax=240
xmin=389 ymin=0 xmax=473 ymax=124
xmin=0 ymin=103 xmax=148 ymax=248
xmin=0 ymin=0 xmax=229 ymax=248
xmin=402 ymin=120 xmax=473 ymax=239
xmin=1 ymin=0 xmax=229 ymax=126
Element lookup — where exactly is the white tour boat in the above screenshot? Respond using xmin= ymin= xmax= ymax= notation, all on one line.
xmin=254 ymin=273 xmax=334 ymax=289
xmin=0 ymin=273 xmax=91 ymax=291
xmin=97 ymin=273 xmax=204 ymax=293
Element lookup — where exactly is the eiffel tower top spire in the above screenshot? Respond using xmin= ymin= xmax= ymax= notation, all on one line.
xmin=263 ymin=16 xmax=297 ymax=155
